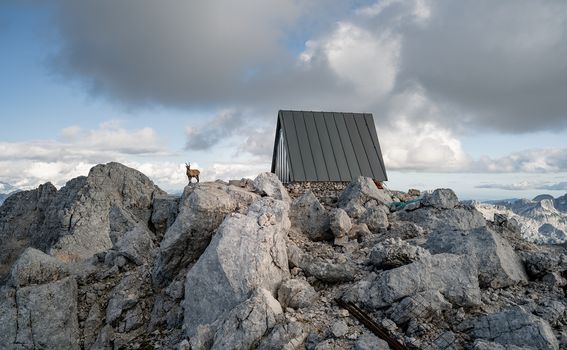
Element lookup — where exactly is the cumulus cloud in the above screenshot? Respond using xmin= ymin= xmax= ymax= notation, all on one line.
xmin=185 ymin=110 xmax=245 ymax=151
xmin=473 ymin=148 xmax=567 ymax=173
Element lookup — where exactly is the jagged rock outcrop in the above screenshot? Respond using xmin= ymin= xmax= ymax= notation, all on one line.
xmin=287 ymin=244 xmax=356 ymax=283
xmin=369 ymin=238 xmax=431 ymax=269
xmin=347 ymin=253 xmax=481 ymax=309
xmin=421 ymin=188 xmax=459 ymax=209
xmin=460 ymin=307 xmax=559 ymax=350
xmin=152 ymin=183 xmax=238 ymax=286
xmin=183 ymin=197 xmax=290 ymax=337
xmin=394 ymin=205 xmax=486 ymax=232
xmin=290 ymin=191 xmax=331 ymax=241
xmin=427 ymin=227 xmax=528 ymax=288
xmin=150 ymin=194 xmax=180 ymax=239
xmin=253 ymin=172 xmax=291 ymax=203
xmin=10 ymin=247 xmax=69 ymax=287
xmin=338 ymin=176 xmax=392 ymax=218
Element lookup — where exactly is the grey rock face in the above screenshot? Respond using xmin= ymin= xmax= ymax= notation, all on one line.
xmin=422 ymin=188 xmax=459 ymax=209
xmin=394 ymin=206 xmax=486 ymax=232
xmin=10 ymin=247 xmax=68 ymax=287
xmin=0 ymin=277 xmax=79 ymax=350
xmin=153 ymin=183 xmax=237 ymax=286
xmin=360 ymin=205 xmax=389 ymax=232
xmin=287 ymin=244 xmax=356 ymax=283
xmin=150 ymin=194 xmax=180 ymax=239
xmin=473 ymin=340 xmax=532 ymax=350
xmin=0 ymin=183 xmax=57 ymax=283
xmin=278 ymin=278 xmax=318 ymax=309
xmin=329 ymin=208 xmax=352 ymax=239
xmin=387 ymin=289 xmax=451 ymax=325
xmin=114 ymin=227 xmax=156 ymax=266
xmin=183 ymin=197 xmax=290 ymax=337
xmin=106 ymin=267 xmax=151 ymax=331
xmin=257 ymin=321 xmax=307 ymax=350
xmin=210 ymin=288 xmax=283 ymax=350
xmin=290 ymin=191 xmax=331 ymax=241
xmin=386 ymin=221 xmax=425 ymax=239
xmin=427 ymin=227 xmax=528 ymax=288
xmin=369 ymin=238 xmax=430 ymax=269
xmin=464 ymin=307 xmax=559 ymax=350
xmin=520 ymin=249 xmax=567 ymax=277
xmin=355 ymin=332 xmax=391 ymax=350
xmin=48 ymin=163 xmax=165 ymax=262
xmin=348 ymin=253 xmax=481 ymax=309
xmin=253 ymin=172 xmax=291 ymax=203
xmin=338 ymin=176 xmax=392 ymax=218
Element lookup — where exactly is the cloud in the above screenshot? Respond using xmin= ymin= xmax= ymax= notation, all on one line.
xmin=185 ymin=110 xmax=245 ymax=151
xmin=473 ymin=148 xmax=567 ymax=173
xmin=477 ymin=181 xmax=567 ymax=191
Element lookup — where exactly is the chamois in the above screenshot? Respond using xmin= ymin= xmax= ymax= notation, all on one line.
xmin=185 ymin=162 xmax=200 ymax=183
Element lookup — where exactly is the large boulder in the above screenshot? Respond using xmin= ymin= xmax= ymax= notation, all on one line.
xmin=346 ymin=253 xmax=481 ymax=309
xmin=113 ymin=226 xmax=156 ymax=266
xmin=427 ymin=227 xmax=528 ymax=288
xmin=421 ymin=189 xmax=459 ymax=209
xmin=210 ymin=288 xmax=283 ymax=350
xmin=338 ymin=177 xmax=392 ymax=218
xmin=462 ymin=307 xmax=559 ymax=350
xmin=10 ymin=247 xmax=69 ymax=287
xmin=369 ymin=238 xmax=431 ymax=269
xmin=183 ymin=197 xmax=290 ymax=337
xmin=287 ymin=244 xmax=356 ymax=283
xmin=519 ymin=249 xmax=567 ymax=277
xmin=360 ymin=205 xmax=389 ymax=232
xmin=0 ymin=277 xmax=80 ymax=349
xmin=329 ymin=208 xmax=352 ymax=239
xmin=256 ymin=321 xmax=307 ymax=350
xmin=152 ymin=183 xmax=237 ymax=286
xmin=290 ymin=191 xmax=331 ymax=241
xmin=394 ymin=206 xmax=486 ymax=232
xmin=150 ymin=194 xmax=180 ymax=239
xmin=253 ymin=172 xmax=291 ymax=203
xmin=278 ymin=278 xmax=318 ymax=309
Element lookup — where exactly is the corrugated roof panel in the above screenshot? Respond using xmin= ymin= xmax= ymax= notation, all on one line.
xmin=273 ymin=110 xmax=387 ymax=182
xmin=280 ymin=111 xmax=305 ymax=180
xmin=292 ymin=111 xmax=317 ymax=181
xmin=314 ymin=112 xmax=341 ymax=181
xmin=364 ymin=113 xmax=388 ymax=181
xmin=354 ymin=114 xmax=381 ymax=178
xmin=304 ymin=111 xmax=329 ymax=181
xmin=334 ymin=113 xmax=362 ymax=178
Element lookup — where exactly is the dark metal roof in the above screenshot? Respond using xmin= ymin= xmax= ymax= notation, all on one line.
xmin=271 ymin=110 xmax=388 ymax=182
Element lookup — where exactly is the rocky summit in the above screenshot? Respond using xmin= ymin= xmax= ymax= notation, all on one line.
xmin=0 ymin=164 xmax=566 ymax=350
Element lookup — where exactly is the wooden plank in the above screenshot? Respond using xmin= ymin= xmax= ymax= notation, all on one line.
xmin=314 ymin=112 xmax=341 ymax=181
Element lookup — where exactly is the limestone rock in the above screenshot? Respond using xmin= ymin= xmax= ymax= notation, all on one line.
xmin=106 ymin=267 xmax=151 ymax=329
xmin=463 ymin=307 xmax=559 ymax=350
xmin=347 ymin=253 xmax=481 ymax=309
xmin=331 ymin=320 xmax=349 ymax=337
xmin=422 ymin=188 xmax=459 ymax=209
xmin=329 ymin=208 xmax=352 ymax=238
xmin=355 ymin=332 xmax=390 ymax=350
xmin=386 ymin=221 xmax=425 ymax=239
xmin=253 ymin=172 xmax=291 ymax=203
xmin=153 ymin=183 xmax=236 ymax=286
xmin=257 ymin=321 xmax=307 ymax=350
xmin=0 ymin=277 xmax=79 ymax=350
xmin=473 ymin=340 xmax=532 ymax=350
xmin=114 ymin=227 xmax=155 ymax=266
xmin=278 ymin=278 xmax=318 ymax=309
xmin=387 ymin=289 xmax=452 ymax=325
xmin=394 ymin=206 xmax=486 ymax=232
xmin=150 ymin=194 xmax=180 ymax=239
xmin=183 ymin=197 xmax=290 ymax=337
xmin=520 ymin=249 xmax=567 ymax=277
xmin=287 ymin=244 xmax=356 ymax=283
xmin=210 ymin=288 xmax=283 ymax=350
xmin=290 ymin=191 xmax=331 ymax=241
xmin=10 ymin=247 xmax=68 ymax=287
xmin=338 ymin=177 xmax=392 ymax=218
xmin=369 ymin=238 xmax=431 ymax=269
xmin=427 ymin=227 xmax=528 ymax=288
xmin=360 ymin=205 xmax=389 ymax=232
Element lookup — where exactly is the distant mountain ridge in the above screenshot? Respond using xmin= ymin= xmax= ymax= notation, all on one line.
xmin=0 ymin=182 xmax=21 ymax=205
xmin=474 ymin=193 xmax=567 ymax=244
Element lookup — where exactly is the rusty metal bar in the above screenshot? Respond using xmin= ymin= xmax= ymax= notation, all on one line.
xmin=335 ymin=298 xmax=409 ymax=350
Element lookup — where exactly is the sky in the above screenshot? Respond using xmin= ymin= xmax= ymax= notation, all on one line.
xmin=0 ymin=0 xmax=566 ymax=200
